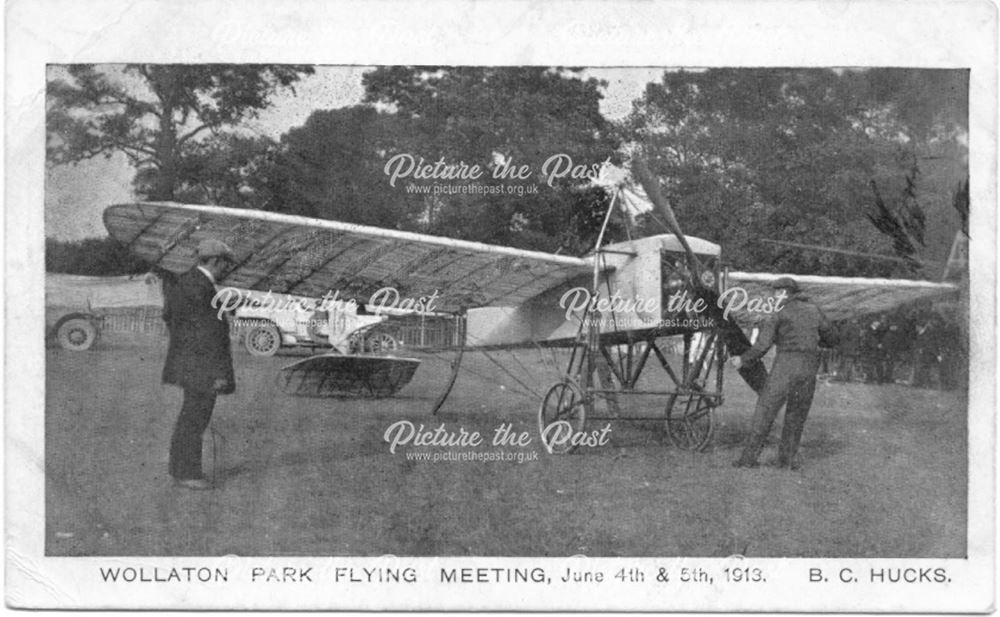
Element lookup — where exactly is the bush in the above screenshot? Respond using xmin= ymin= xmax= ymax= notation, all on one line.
xmin=46 ymin=236 xmax=150 ymax=275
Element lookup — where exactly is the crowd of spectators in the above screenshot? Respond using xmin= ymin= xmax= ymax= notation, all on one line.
xmin=827 ymin=304 xmax=964 ymax=390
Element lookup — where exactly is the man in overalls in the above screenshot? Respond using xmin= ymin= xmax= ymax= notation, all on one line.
xmin=729 ymin=277 xmax=838 ymax=469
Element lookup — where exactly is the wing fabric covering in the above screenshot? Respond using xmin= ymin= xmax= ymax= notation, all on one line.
xmin=726 ymin=272 xmax=957 ymax=323
xmin=705 ymin=273 xmax=956 ymax=393
xmin=104 ymin=202 xmax=595 ymax=313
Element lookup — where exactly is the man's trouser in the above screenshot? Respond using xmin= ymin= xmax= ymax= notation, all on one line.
xmin=169 ymin=387 xmax=217 ymax=480
xmin=875 ymin=353 xmax=894 ymax=383
xmin=835 ymin=353 xmax=856 ymax=382
xmin=737 ymin=351 xmax=819 ymax=466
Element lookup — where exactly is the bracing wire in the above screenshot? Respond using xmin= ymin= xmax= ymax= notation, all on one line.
xmin=419 ymin=347 xmax=537 ymax=399
xmin=461 ymin=330 xmax=545 ymax=398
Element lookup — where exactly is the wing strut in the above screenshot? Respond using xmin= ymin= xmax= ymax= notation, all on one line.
xmin=591 ymin=188 xmax=620 ymax=292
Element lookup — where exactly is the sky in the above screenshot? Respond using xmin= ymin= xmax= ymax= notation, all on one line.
xmin=44 ymin=66 xmax=667 ymax=240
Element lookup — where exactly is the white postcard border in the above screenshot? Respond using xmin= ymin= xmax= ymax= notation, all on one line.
xmin=5 ymin=0 xmax=996 ymax=611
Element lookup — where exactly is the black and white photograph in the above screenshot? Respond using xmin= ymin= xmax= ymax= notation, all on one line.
xmin=6 ymin=0 xmax=996 ymax=611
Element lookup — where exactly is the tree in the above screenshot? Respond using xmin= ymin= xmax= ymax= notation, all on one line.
xmin=47 ymin=64 xmax=314 ymax=200
xmin=361 ymin=66 xmax=622 ymax=252
xmin=624 ymin=68 xmax=967 ymax=277
xmin=867 ymin=162 xmax=926 ymax=272
xmin=45 ymin=236 xmax=149 ymax=275
xmin=266 ymin=106 xmax=426 ymax=229
xmin=133 ymin=133 xmax=280 ymax=209
xmin=859 ymin=68 xmax=968 ymax=143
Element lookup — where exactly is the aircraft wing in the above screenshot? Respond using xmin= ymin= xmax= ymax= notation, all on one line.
xmin=103 ymin=202 xmax=596 ymax=313
xmin=726 ymin=271 xmax=959 ymax=322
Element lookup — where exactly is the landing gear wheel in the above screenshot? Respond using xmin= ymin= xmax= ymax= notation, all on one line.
xmin=245 ymin=323 xmax=281 ymax=357
xmin=56 ymin=318 xmax=98 ymax=351
xmin=538 ymin=380 xmax=588 ymax=454
xmin=665 ymin=393 xmax=716 ymax=451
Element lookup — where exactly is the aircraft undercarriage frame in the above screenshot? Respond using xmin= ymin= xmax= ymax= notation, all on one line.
xmin=537 ymin=310 xmax=728 ymax=453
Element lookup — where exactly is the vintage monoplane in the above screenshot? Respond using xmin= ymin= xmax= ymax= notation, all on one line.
xmin=103 ymin=160 xmax=959 ymax=452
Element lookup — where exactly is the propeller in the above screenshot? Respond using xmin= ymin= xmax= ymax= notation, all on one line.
xmin=630 ymin=156 xmax=707 ymax=284
xmin=630 ymin=153 xmax=768 ymax=394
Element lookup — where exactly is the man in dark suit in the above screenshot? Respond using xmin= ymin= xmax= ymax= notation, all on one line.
xmin=729 ymin=277 xmax=839 ymax=470
xmin=833 ymin=318 xmax=860 ymax=383
xmin=162 ymin=239 xmax=236 ymax=490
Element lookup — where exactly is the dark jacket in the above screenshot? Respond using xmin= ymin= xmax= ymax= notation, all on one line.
xmin=838 ymin=319 xmax=861 ymax=355
xmin=741 ymin=295 xmax=838 ymax=364
xmin=162 ymin=268 xmax=235 ymax=393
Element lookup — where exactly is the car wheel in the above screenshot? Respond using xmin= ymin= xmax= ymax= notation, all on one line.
xmin=56 ymin=318 xmax=98 ymax=351
xmin=245 ymin=323 xmax=281 ymax=357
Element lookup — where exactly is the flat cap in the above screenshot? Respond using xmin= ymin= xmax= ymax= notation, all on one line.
xmin=196 ymin=238 xmax=235 ymax=260
xmin=772 ymin=276 xmax=799 ymax=292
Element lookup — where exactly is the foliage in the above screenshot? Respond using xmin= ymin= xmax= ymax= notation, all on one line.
xmin=624 ymin=68 xmax=967 ymax=278
xmin=359 ymin=66 xmax=622 ymax=252
xmin=867 ymin=164 xmax=926 ymax=272
xmin=132 ymin=133 xmax=281 ymax=208
xmin=48 ymin=66 xmax=968 ymax=279
xmin=266 ymin=106 xmax=427 ymax=228
xmin=46 ymin=236 xmax=150 ymax=275
xmin=47 ymin=64 xmax=314 ymax=200
xmin=859 ymin=69 xmax=968 ymax=143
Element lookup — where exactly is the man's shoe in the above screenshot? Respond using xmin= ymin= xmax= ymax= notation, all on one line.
xmin=174 ymin=478 xmax=213 ymax=490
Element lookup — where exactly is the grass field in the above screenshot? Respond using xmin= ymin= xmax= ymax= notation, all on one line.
xmin=45 ymin=331 xmax=967 ymax=557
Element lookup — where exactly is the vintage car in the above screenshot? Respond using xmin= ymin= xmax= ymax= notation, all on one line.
xmin=45 ymin=272 xmax=164 ymax=350
xmin=45 ymin=271 xmax=425 ymax=358
xmin=231 ymin=289 xmax=401 ymax=357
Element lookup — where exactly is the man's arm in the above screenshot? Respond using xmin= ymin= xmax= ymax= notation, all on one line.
xmin=741 ymin=317 xmax=776 ymax=364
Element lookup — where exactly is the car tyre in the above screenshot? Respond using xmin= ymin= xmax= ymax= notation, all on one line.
xmin=56 ymin=318 xmax=98 ymax=351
